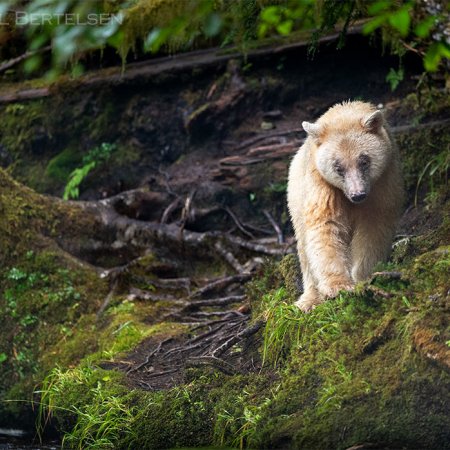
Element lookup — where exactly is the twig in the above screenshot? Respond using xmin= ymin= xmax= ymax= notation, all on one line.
xmin=188 ymin=323 xmax=228 ymax=345
xmin=146 ymin=368 xmax=178 ymax=378
xmin=96 ymin=279 xmax=119 ymax=318
xmin=189 ymin=295 xmax=246 ymax=308
xmin=247 ymin=141 xmax=301 ymax=156
xmin=180 ymin=189 xmax=196 ymax=234
xmin=241 ymin=222 xmax=273 ymax=235
xmin=223 ymin=207 xmax=255 ymax=239
xmin=235 ymin=128 xmax=304 ymax=151
xmin=189 ymin=316 xmax=246 ymax=332
xmin=146 ymin=277 xmax=191 ymax=293
xmin=0 ymin=45 xmax=52 ymax=74
xmin=212 ymin=320 xmax=264 ymax=357
xmin=399 ymin=39 xmax=425 ymax=57
xmin=214 ymin=241 xmax=246 ymax=273
xmin=161 ymin=197 xmax=182 ymax=224
xmin=391 ymin=119 xmax=450 ymax=135
xmin=127 ymin=337 xmax=173 ymax=374
xmin=185 ymin=356 xmax=237 ymax=375
xmin=365 ymin=285 xmax=393 ymax=299
xmin=190 ymin=274 xmax=252 ymax=299
xmin=263 ymin=209 xmax=284 ymax=244
xmin=226 ymin=234 xmax=291 ymax=255
xmin=371 ymin=271 xmax=403 ymax=280
xmin=190 ymin=310 xmax=245 ymax=318
xmin=127 ymin=287 xmax=180 ymax=303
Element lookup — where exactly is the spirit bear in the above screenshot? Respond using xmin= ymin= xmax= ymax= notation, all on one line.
xmin=287 ymin=101 xmax=403 ymax=312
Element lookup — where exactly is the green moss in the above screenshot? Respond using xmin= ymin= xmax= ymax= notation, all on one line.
xmin=245 ymin=233 xmax=450 ymax=449
xmin=46 ymin=147 xmax=82 ymax=183
xmin=396 ymin=90 xmax=450 ymax=200
xmin=0 ymin=248 xmax=107 ymax=417
xmin=277 ymin=253 xmax=301 ymax=300
xmin=39 ymin=363 xmax=271 ymax=449
xmin=29 ymin=222 xmax=450 ymax=449
xmin=0 ymin=169 xmax=110 ymax=424
xmin=0 ymin=101 xmax=51 ymax=155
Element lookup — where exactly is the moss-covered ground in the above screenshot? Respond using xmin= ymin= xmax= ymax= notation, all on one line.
xmin=32 ymin=226 xmax=450 ymax=449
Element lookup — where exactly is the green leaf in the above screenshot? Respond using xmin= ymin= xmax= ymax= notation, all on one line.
xmin=63 ymin=161 xmax=96 ymax=200
xmin=386 ymin=67 xmax=404 ymax=91
xmin=71 ymin=63 xmax=84 ymax=78
xmin=258 ymin=22 xmax=268 ymax=38
xmin=414 ymin=16 xmax=435 ymax=38
xmin=7 ymin=267 xmax=27 ymax=281
xmin=388 ymin=8 xmax=411 ymax=37
xmin=30 ymin=34 xmax=48 ymax=51
xmin=277 ymin=20 xmax=293 ymax=36
xmin=260 ymin=6 xmax=281 ymax=25
xmin=23 ymin=54 xmax=43 ymax=73
xmin=367 ymin=0 xmax=391 ymax=15
xmin=424 ymin=42 xmax=450 ymax=72
xmin=204 ymin=13 xmax=222 ymax=37
xmin=0 ymin=353 xmax=7 ymax=364
xmin=144 ymin=28 xmax=162 ymax=52
xmin=107 ymin=30 xmax=124 ymax=50
xmin=144 ymin=27 xmax=171 ymax=53
xmin=363 ymin=16 xmax=386 ymax=35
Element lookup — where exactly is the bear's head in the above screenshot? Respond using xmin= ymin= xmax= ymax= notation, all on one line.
xmin=302 ymin=101 xmax=393 ymax=204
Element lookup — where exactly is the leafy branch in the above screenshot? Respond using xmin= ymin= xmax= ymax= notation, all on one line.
xmin=63 ymin=143 xmax=116 ymax=200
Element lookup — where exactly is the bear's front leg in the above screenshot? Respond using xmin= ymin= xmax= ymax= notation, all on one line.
xmin=304 ymin=222 xmax=353 ymax=300
xmin=295 ymin=250 xmax=323 ymax=312
xmin=351 ymin=219 xmax=396 ymax=282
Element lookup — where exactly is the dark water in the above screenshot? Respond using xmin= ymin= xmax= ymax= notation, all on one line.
xmin=0 ymin=429 xmax=235 ymax=449
xmin=0 ymin=430 xmax=60 ymax=450
xmin=0 ymin=441 xmax=59 ymax=450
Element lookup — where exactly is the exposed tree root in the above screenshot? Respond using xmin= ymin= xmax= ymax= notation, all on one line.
xmin=117 ymin=275 xmax=265 ymax=387
xmin=189 ymin=274 xmax=252 ymax=299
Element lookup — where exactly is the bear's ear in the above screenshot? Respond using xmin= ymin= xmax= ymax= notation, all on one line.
xmin=361 ymin=110 xmax=384 ymax=132
xmin=302 ymin=121 xmax=322 ymax=139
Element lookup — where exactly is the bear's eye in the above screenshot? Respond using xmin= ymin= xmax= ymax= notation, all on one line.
xmin=358 ymin=154 xmax=370 ymax=170
xmin=333 ymin=161 xmax=345 ymax=177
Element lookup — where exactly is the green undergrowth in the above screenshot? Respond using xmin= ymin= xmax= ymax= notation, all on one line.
xmin=0 ymin=244 xmax=186 ymax=427
xmin=395 ymin=89 xmax=450 ymax=201
xmin=0 ymin=247 xmax=105 ymax=424
xmin=0 ymin=168 xmax=185 ymax=427
xmin=0 ymin=93 xmax=128 ymax=194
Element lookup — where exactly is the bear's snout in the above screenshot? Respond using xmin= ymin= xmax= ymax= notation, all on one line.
xmin=350 ymin=192 xmax=367 ymax=203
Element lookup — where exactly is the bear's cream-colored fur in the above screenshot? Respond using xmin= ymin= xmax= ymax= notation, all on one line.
xmin=287 ymin=101 xmax=403 ymax=312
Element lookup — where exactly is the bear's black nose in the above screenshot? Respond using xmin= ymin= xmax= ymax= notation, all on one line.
xmin=350 ymin=193 xmax=367 ymax=203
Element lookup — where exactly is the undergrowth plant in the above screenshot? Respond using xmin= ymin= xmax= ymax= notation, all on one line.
xmin=261 ymin=283 xmax=384 ymax=367
xmin=261 ymin=287 xmax=346 ymax=367
xmin=415 ymin=148 xmax=449 ymax=207
xmin=217 ymin=395 xmax=272 ymax=449
xmin=37 ymin=365 xmax=137 ymax=449
xmin=63 ymin=142 xmax=116 ymax=200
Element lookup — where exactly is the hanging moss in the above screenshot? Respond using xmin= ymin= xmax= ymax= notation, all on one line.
xmin=0 ymin=101 xmax=52 ymax=156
